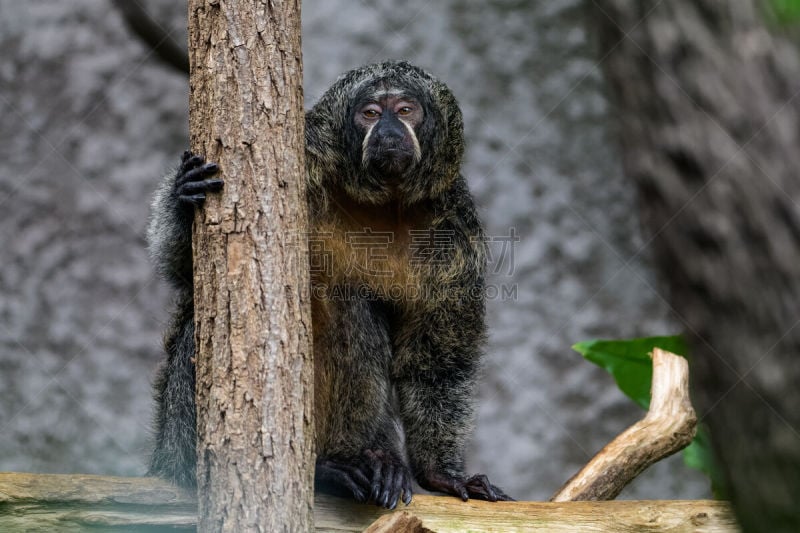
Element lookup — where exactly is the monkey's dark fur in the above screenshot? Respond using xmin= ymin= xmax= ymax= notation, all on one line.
xmin=147 ymin=61 xmax=511 ymax=508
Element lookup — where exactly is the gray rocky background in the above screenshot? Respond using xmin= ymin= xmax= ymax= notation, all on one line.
xmin=0 ymin=0 xmax=709 ymax=500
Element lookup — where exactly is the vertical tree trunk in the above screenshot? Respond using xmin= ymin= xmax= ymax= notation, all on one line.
xmin=593 ymin=1 xmax=800 ymax=532
xmin=187 ymin=1 xmax=313 ymax=531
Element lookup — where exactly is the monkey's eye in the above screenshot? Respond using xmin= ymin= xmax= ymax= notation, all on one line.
xmin=397 ymin=106 xmax=414 ymax=116
xmin=362 ymin=109 xmax=381 ymax=119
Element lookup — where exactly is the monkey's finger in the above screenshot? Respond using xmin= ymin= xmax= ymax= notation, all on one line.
xmin=377 ymin=462 xmax=395 ymax=508
xmin=177 ymin=193 xmax=206 ymax=207
xmin=180 ymin=150 xmax=193 ymax=164
xmin=440 ymin=478 xmax=469 ymax=501
xmin=464 ymin=475 xmax=515 ymax=502
xmin=402 ymin=473 xmax=413 ymax=506
xmin=178 ymin=179 xmax=224 ymax=197
xmin=466 ymin=474 xmax=497 ymax=502
xmin=388 ymin=467 xmax=409 ymax=509
xmin=424 ymin=473 xmax=469 ymax=501
xmin=366 ymin=454 xmax=385 ymax=503
xmin=179 ymin=154 xmax=206 ymax=174
xmin=316 ymin=462 xmax=368 ymax=503
xmin=492 ymin=485 xmax=515 ymax=502
xmin=327 ymin=459 xmax=372 ymax=491
xmin=177 ymin=163 xmax=219 ymax=185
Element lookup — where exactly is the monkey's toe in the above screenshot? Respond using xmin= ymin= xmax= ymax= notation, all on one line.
xmin=464 ymin=473 xmax=514 ymax=502
xmin=420 ymin=471 xmax=514 ymax=502
xmin=315 ymin=458 xmax=371 ymax=503
xmin=362 ymin=449 xmax=413 ymax=509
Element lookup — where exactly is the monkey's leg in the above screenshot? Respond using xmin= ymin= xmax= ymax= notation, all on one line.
xmin=148 ymin=294 xmax=197 ymax=487
xmin=393 ymin=305 xmax=513 ymax=502
xmin=314 ymin=296 xmax=413 ymax=509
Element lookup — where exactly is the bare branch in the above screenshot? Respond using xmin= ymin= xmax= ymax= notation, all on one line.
xmin=551 ymin=348 xmax=697 ymax=501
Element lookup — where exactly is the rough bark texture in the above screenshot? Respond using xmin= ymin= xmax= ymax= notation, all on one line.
xmin=187 ymin=1 xmax=313 ymax=531
xmin=551 ymin=349 xmax=697 ymax=501
xmin=592 ymin=1 xmax=800 ymax=531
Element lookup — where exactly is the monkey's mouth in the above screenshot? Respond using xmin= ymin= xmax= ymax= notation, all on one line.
xmin=368 ymin=144 xmax=415 ymax=178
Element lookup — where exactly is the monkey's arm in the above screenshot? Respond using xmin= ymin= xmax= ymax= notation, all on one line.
xmin=146 ymin=152 xmax=221 ymax=289
xmin=146 ymin=151 xmax=221 ymax=487
xmin=393 ymin=178 xmax=512 ymax=502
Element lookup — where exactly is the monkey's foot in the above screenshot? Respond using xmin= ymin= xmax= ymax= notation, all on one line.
xmin=175 ymin=150 xmax=223 ymax=207
xmin=362 ymin=448 xmax=413 ymax=509
xmin=420 ymin=472 xmax=514 ymax=502
xmin=316 ymin=457 xmax=372 ymax=503
xmin=315 ymin=450 xmax=413 ymax=510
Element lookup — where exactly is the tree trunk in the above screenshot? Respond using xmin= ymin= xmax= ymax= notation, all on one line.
xmin=187 ymin=1 xmax=313 ymax=531
xmin=592 ymin=1 xmax=800 ymax=532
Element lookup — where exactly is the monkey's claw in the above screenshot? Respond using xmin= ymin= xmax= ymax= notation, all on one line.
xmin=174 ymin=151 xmax=223 ymax=207
xmin=421 ymin=471 xmax=514 ymax=502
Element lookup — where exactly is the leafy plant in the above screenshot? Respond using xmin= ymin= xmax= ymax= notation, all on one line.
xmin=767 ymin=0 xmax=800 ymax=25
xmin=573 ymin=336 xmax=726 ymax=497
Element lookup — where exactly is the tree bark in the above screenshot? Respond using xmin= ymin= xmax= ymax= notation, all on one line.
xmin=187 ymin=1 xmax=313 ymax=531
xmin=592 ymin=1 xmax=800 ymax=531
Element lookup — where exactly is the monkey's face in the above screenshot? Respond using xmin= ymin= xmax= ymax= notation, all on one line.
xmin=354 ymin=93 xmax=423 ymax=181
xmin=308 ymin=61 xmax=464 ymax=205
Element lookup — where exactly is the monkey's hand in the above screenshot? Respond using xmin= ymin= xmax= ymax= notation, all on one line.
xmin=175 ymin=151 xmax=223 ymax=207
xmin=419 ymin=472 xmax=514 ymax=502
xmin=316 ymin=449 xmax=413 ymax=510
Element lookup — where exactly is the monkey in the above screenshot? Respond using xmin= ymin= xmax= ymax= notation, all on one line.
xmin=147 ymin=60 xmax=511 ymax=509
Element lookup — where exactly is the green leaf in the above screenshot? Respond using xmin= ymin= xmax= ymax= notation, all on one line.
xmin=769 ymin=0 xmax=800 ymax=24
xmin=573 ymin=335 xmax=727 ymax=497
xmin=571 ymin=336 xmax=687 ymax=410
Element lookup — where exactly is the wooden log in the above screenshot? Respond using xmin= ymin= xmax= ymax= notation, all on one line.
xmin=0 ymin=472 xmax=196 ymax=531
xmin=0 ymin=472 xmax=738 ymax=532
xmin=551 ymin=348 xmax=697 ymax=501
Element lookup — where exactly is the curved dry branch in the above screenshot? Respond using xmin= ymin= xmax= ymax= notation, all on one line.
xmin=551 ymin=348 xmax=697 ymax=501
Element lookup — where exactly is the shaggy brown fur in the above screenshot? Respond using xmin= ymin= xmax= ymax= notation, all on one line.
xmin=147 ymin=61 xmax=511 ymax=508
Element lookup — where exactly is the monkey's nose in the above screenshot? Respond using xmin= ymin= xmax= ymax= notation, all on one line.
xmin=375 ymin=116 xmax=407 ymax=142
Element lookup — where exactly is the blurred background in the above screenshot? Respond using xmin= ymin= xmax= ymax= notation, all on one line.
xmin=0 ymin=0 xmax=710 ymax=500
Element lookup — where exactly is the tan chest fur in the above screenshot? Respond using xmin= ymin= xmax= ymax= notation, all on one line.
xmin=310 ymin=194 xmax=433 ymax=303
xmin=309 ymin=195 xmax=435 ymax=447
